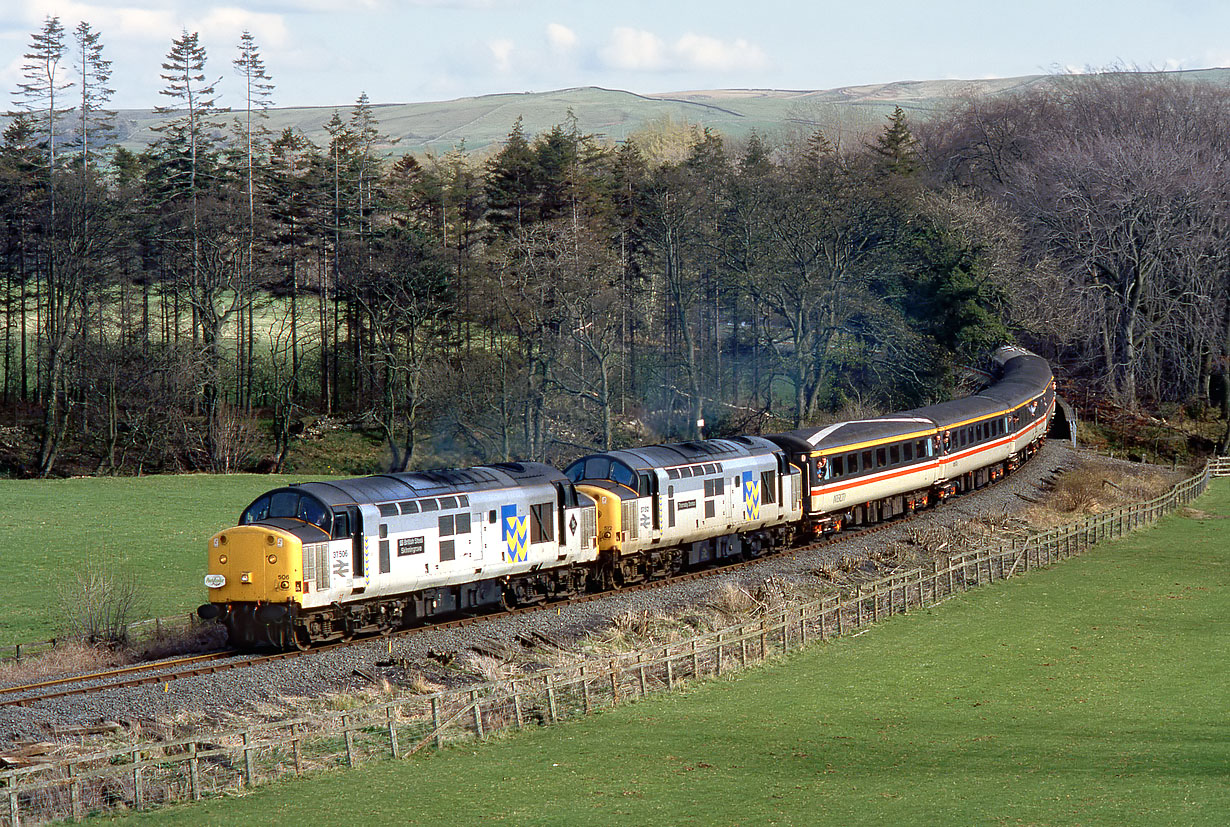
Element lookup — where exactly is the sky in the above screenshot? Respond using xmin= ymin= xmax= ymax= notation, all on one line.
xmin=0 ymin=0 xmax=1226 ymax=111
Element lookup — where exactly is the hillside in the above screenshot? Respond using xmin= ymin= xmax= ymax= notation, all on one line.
xmin=96 ymin=67 xmax=1230 ymax=156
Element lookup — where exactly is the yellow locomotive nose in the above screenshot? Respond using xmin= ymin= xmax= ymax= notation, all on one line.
xmin=204 ymin=526 xmax=303 ymax=605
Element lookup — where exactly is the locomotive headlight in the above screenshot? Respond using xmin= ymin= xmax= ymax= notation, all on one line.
xmin=218 ymin=554 xmax=228 ymax=565
xmin=267 ymin=554 xmax=278 ymax=565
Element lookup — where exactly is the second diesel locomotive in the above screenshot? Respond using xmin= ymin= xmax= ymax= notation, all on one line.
xmin=199 ymin=346 xmax=1056 ymax=648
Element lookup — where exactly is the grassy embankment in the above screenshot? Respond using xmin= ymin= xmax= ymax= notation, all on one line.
xmin=113 ymin=479 xmax=1229 ymax=826
xmin=0 ymin=474 xmax=331 ymax=645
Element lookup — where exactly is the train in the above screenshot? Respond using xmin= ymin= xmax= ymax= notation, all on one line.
xmin=198 ymin=346 xmax=1057 ymax=649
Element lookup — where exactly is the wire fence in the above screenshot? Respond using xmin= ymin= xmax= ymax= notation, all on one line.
xmin=1 ymin=459 xmax=1224 ymax=825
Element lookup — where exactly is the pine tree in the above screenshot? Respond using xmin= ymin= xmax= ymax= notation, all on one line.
xmin=70 ymin=21 xmax=115 ymax=176
xmin=872 ymin=106 xmax=919 ymax=177
xmin=485 ymin=116 xmax=538 ymax=232
xmin=232 ymin=30 xmax=275 ymax=410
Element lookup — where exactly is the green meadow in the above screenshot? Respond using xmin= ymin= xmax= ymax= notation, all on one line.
xmin=0 ymin=474 xmax=330 ymax=644
xmin=112 ymin=479 xmax=1228 ymax=826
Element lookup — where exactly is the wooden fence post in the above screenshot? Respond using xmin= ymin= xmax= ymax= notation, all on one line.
xmin=514 ymin=681 xmax=525 ymax=728
xmin=387 ymin=704 xmax=400 ymax=759
xmin=189 ymin=742 xmax=201 ymax=800
xmin=342 ymin=715 xmax=355 ymax=767
xmin=432 ymin=697 xmax=444 ymax=748
xmin=638 ymin=656 xmax=647 ymax=697
xmin=471 ymin=690 xmax=485 ymax=740
xmin=547 ymin=677 xmax=559 ymax=723
xmin=610 ymin=659 xmax=620 ymax=702
xmin=692 ymin=639 xmax=700 ymax=675
xmin=581 ymin=665 xmax=591 ymax=714
xmin=69 ymin=763 xmax=80 ymax=821
xmin=666 ymin=650 xmax=675 ymax=690
xmin=717 ymin=632 xmax=725 ymax=675
xmin=133 ymin=748 xmax=143 ymax=809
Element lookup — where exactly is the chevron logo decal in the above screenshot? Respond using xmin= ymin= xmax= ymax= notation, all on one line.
xmin=743 ymin=472 xmax=760 ymax=520
xmin=502 ymin=504 xmax=528 ymax=562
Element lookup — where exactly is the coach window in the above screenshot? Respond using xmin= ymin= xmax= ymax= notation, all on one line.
xmin=875 ymin=447 xmax=887 ymax=468
xmin=832 ymin=455 xmax=845 ymax=478
xmin=903 ymin=442 xmax=913 ymax=462
xmin=890 ymin=445 xmax=901 ymax=465
xmin=847 ymin=453 xmax=860 ymax=475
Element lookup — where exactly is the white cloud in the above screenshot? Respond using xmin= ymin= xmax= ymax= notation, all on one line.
xmin=602 ymin=27 xmax=667 ymax=71
xmin=546 ymin=22 xmax=576 ymax=53
xmin=488 ymin=38 xmax=514 ymax=74
xmin=600 ymin=27 xmax=768 ymax=74
xmin=675 ymin=33 xmax=766 ymax=71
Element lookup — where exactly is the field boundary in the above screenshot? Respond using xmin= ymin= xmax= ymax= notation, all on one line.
xmin=1 ymin=459 xmax=1225 ymax=825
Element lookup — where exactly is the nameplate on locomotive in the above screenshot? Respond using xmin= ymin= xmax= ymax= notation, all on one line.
xmin=398 ymin=536 xmax=425 ymax=556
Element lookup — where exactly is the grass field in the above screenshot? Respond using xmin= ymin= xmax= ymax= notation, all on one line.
xmin=0 ymin=474 xmax=330 ymax=644
xmin=112 ymin=479 xmax=1229 ymax=826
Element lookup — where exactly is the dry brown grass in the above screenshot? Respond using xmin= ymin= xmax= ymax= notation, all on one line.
xmin=1028 ymin=456 xmax=1180 ymax=527
xmin=132 ymin=622 xmax=227 ymax=661
xmin=406 ymin=671 xmax=445 ymax=695
xmin=0 ymin=641 xmax=129 ymax=686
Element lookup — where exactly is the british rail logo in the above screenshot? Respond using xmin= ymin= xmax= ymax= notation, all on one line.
xmin=502 ymin=504 xmax=529 ymax=562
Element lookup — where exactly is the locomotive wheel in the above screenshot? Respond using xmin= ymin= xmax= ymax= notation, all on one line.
xmin=291 ymin=625 xmax=312 ymax=651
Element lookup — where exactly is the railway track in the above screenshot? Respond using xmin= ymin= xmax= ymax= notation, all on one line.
xmin=0 ymin=443 xmax=1057 ymax=709
xmin=0 ymin=512 xmax=914 ymax=709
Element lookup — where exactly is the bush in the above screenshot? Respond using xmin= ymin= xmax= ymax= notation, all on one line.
xmin=57 ymin=562 xmax=146 ymax=647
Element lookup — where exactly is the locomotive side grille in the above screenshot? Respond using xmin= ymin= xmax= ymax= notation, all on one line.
xmin=621 ymin=500 xmax=638 ymax=541
xmin=302 ymin=543 xmax=316 ymax=582
xmin=581 ymin=506 xmax=597 ymax=547
xmin=303 ymin=542 xmax=329 ymax=588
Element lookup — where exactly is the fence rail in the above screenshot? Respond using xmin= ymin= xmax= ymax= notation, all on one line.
xmin=1 ymin=459 xmax=1224 ymax=825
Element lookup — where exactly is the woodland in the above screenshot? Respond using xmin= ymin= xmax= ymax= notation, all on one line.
xmin=2 ymin=19 xmax=1229 ymax=477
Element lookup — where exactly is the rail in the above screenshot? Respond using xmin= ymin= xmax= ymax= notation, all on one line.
xmin=0 ymin=459 xmax=1223 ymax=825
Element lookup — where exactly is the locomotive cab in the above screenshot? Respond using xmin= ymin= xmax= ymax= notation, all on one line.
xmin=199 ymin=488 xmax=357 ymax=648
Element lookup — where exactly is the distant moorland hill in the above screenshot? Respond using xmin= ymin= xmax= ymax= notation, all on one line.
xmin=76 ymin=67 xmax=1228 ymax=157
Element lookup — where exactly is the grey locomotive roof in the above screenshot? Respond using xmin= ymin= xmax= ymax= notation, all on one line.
xmin=284 ymin=461 xmax=565 ymax=508
xmin=591 ymin=435 xmax=779 ymax=473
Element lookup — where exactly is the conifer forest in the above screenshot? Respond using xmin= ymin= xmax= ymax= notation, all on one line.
xmin=4 ymin=19 xmax=1230 ymax=477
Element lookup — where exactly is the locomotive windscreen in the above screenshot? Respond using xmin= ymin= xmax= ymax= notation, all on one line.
xmin=241 ymin=490 xmax=332 ymax=534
